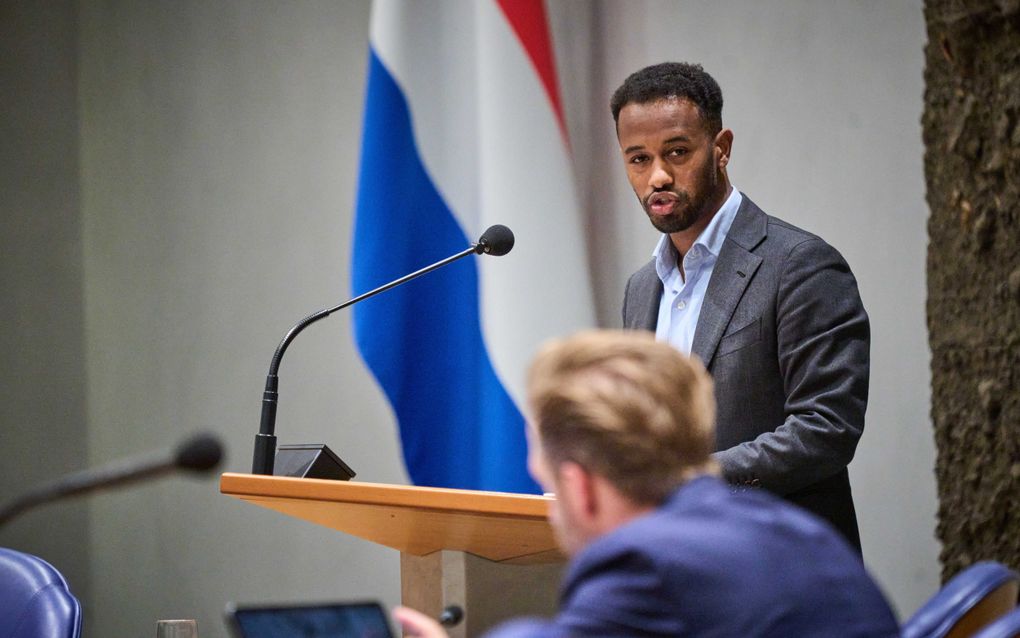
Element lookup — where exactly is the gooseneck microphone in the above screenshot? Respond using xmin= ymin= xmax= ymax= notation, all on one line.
xmin=0 ymin=433 xmax=224 ymax=527
xmin=251 ymin=224 xmax=515 ymax=476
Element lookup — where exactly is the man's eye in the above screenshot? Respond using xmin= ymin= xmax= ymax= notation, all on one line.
xmin=668 ymin=148 xmax=688 ymax=157
xmin=629 ymin=155 xmax=648 ymax=164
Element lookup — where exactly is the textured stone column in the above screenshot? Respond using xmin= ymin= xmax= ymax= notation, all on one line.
xmin=924 ymin=0 xmax=1020 ymax=580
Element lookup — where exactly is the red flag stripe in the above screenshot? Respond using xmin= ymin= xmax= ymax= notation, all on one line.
xmin=495 ymin=0 xmax=568 ymax=142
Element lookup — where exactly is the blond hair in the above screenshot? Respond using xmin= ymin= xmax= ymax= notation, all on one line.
xmin=527 ymin=330 xmax=717 ymax=505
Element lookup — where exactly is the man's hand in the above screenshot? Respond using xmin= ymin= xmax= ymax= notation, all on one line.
xmin=392 ymin=606 xmax=450 ymax=638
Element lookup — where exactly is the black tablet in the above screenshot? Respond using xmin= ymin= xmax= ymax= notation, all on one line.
xmin=225 ymin=601 xmax=394 ymax=638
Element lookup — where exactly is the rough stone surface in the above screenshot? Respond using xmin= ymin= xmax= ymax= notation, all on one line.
xmin=925 ymin=0 xmax=1020 ymax=582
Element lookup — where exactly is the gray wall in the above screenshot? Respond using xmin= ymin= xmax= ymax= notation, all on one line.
xmin=0 ymin=0 xmax=91 ymax=611
xmin=77 ymin=2 xmax=405 ymax=636
xmin=1 ymin=1 xmax=936 ymax=635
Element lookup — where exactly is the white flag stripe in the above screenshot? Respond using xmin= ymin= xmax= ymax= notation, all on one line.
xmin=371 ymin=0 xmax=595 ymax=407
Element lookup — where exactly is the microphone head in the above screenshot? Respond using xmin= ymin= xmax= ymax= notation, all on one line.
xmin=475 ymin=224 xmax=515 ymax=256
xmin=174 ymin=433 xmax=225 ymax=472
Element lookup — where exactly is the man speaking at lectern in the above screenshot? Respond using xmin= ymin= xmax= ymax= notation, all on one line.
xmin=394 ymin=331 xmax=897 ymax=637
xmin=615 ymin=62 xmax=870 ymax=551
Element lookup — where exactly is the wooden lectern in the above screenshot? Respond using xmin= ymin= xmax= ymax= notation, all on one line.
xmin=220 ymin=473 xmax=564 ymax=636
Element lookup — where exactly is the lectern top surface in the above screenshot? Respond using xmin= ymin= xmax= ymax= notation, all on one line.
xmin=220 ymin=473 xmax=552 ymax=518
xmin=219 ymin=473 xmax=560 ymax=562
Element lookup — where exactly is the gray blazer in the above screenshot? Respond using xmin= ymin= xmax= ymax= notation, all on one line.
xmin=623 ymin=195 xmax=869 ymax=549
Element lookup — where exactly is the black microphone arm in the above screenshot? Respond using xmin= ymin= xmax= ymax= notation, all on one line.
xmin=0 ymin=433 xmax=224 ymax=528
xmin=251 ymin=224 xmax=515 ymax=476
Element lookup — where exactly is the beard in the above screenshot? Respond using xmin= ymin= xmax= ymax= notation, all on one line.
xmin=642 ymin=155 xmax=719 ymax=234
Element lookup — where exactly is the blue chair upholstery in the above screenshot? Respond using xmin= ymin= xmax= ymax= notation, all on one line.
xmin=0 ymin=547 xmax=82 ymax=638
xmin=973 ymin=607 xmax=1020 ymax=638
xmin=902 ymin=561 xmax=1019 ymax=638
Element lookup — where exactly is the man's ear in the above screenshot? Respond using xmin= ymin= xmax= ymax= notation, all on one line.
xmin=715 ymin=128 xmax=734 ymax=168
xmin=558 ymin=461 xmax=598 ymax=519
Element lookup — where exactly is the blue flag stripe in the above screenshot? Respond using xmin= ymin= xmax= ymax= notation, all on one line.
xmin=352 ymin=49 xmax=539 ymax=493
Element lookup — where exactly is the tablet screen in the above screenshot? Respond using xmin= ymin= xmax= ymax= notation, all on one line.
xmin=228 ymin=601 xmax=394 ymax=638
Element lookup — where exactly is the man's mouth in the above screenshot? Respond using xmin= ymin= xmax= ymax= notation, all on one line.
xmin=646 ymin=191 xmax=679 ymax=216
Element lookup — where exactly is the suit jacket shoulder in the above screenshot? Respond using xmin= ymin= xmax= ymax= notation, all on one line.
xmin=490 ymin=477 xmax=897 ymax=638
xmin=621 ymin=197 xmax=836 ymax=332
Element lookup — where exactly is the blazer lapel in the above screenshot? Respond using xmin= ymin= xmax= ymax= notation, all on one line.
xmin=691 ymin=198 xmax=767 ymax=367
xmin=634 ymin=280 xmax=661 ymax=331
xmin=624 ymin=262 xmax=663 ymax=331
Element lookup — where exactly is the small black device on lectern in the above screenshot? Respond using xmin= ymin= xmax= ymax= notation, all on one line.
xmin=275 ymin=444 xmax=355 ymax=481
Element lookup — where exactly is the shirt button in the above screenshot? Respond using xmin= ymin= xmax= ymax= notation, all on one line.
xmin=677 ymin=300 xmax=686 ymax=310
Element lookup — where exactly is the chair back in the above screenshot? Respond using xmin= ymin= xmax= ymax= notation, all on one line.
xmin=902 ymin=561 xmax=1019 ymax=638
xmin=0 ymin=547 xmax=82 ymax=638
xmin=972 ymin=607 xmax=1020 ymax=638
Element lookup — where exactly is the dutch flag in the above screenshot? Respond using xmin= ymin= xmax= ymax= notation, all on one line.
xmin=352 ymin=0 xmax=594 ymax=494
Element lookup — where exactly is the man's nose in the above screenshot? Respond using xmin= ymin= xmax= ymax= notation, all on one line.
xmin=648 ymin=159 xmax=673 ymax=189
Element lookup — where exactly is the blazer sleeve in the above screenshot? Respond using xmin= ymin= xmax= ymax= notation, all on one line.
xmin=714 ymin=237 xmax=870 ymax=495
xmin=484 ymin=545 xmax=682 ymax=638
xmin=559 ymin=548 xmax=686 ymax=637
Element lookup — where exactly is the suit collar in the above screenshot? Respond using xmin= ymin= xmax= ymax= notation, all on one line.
xmin=722 ymin=193 xmax=768 ymax=252
xmin=690 ymin=196 xmax=766 ymax=367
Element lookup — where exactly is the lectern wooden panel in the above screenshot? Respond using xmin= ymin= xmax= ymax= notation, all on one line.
xmin=220 ymin=473 xmax=564 ymax=636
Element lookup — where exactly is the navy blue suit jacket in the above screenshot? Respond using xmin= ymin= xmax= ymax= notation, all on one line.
xmin=485 ymin=476 xmax=897 ymax=637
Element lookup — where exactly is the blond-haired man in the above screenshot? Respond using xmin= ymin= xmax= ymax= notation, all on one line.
xmin=396 ymin=331 xmax=897 ymax=637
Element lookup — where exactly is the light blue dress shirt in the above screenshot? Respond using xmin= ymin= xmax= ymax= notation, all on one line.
xmin=654 ymin=187 xmax=743 ymax=354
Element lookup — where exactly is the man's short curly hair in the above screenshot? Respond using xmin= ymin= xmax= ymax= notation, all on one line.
xmin=610 ymin=62 xmax=723 ymax=134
